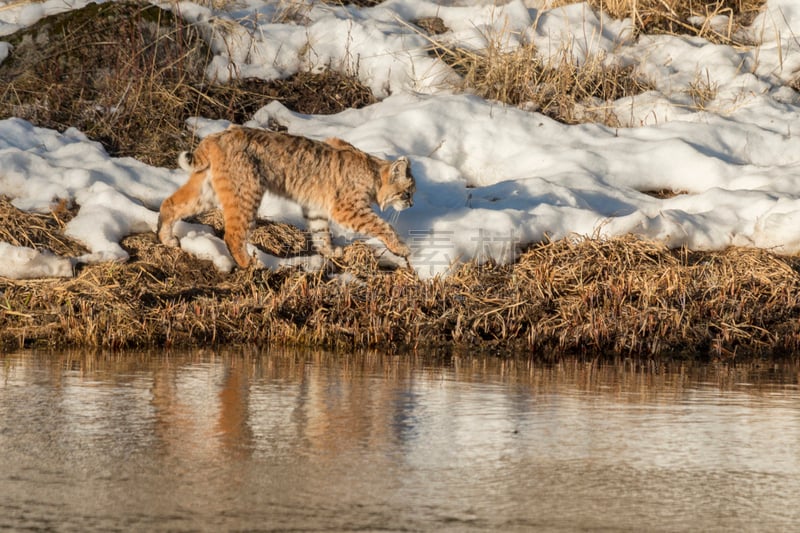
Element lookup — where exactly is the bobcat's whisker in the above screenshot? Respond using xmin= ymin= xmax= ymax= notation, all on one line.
xmin=389 ymin=209 xmax=400 ymax=227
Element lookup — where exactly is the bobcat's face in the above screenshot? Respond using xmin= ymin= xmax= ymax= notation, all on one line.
xmin=379 ymin=157 xmax=416 ymax=212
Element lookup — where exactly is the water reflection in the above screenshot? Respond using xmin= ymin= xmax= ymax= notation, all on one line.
xmin=2 ymin=350 xmax=800 ymax=531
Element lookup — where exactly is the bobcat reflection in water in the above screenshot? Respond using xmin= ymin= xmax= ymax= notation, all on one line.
xmin=3 ymin=351 xmax=800 ymax=532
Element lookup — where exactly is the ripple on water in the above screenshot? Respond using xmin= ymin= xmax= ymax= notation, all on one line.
xmin=1 ymin=350 xmax=800 ymax=531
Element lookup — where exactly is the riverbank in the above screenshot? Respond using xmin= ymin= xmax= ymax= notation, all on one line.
xmin=2 ymin=198 xmax=799 ymax=358
xmin=3 ymin=0 xmax=800 ymax=359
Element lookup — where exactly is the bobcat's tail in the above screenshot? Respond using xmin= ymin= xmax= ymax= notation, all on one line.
xmin=178 ymin=148 xmax=212 ymax=173
xmin=178 ymin=151 xmax=195 ymax=172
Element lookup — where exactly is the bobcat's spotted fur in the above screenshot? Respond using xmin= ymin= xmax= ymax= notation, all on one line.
xmin=157 ymin=126 xmax=416 ymax=268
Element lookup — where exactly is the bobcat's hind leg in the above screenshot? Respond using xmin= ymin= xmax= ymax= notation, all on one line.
xmin=158 ymin=170 xmax=214 ymax=248
xmin=215 ymin=170 xmax=262 ymax=269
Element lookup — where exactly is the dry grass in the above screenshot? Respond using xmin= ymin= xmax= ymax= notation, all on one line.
xmin=423 ymin=0 xmax=767 ymax=124
xmin=2 ymin=200 xmax=800 ymax=359
xmin=687 ymin=68 xmax=720 ymax=110
xmin=427 ymin=31 xmax=652 ymax=126
xmin=549 ymin=0 xmax=766 ymax=45
xmin=0 ymin=197 xmax=86 ymax=256
xmin=790 ymin=74 xmax=800 ymax=94
xmin=0 ymin=2 xmax=207 ymax=166
xmin=0 ymin=1 xmax=375 ymax=167
xmin=0 ymin=0 xmax=772 ymax=149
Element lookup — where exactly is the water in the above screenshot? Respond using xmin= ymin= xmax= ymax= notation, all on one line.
xmin=2 ymin=350 xmax=800 ymax=531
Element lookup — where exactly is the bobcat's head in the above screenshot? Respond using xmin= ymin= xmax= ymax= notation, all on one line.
xmin=378 ymin=157 xmax=415 ymax=212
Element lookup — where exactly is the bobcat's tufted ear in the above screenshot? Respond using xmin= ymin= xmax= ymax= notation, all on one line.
xmin=390 ymin=157 xmax=410 ymax=182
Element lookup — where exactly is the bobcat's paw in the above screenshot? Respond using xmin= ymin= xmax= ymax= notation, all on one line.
xmin=391 ymin=242 xmax=411 ymax=258
xmin=160 ymin=234 xmax=180 ymax=248
xmin=320 ymin=245 xmax=344 ymax=259
xmin=157 ymin=219 xmax=179 ymax=248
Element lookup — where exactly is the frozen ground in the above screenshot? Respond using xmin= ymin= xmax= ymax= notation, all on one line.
xmin=2 ymin=0 xmax=800 ymax=278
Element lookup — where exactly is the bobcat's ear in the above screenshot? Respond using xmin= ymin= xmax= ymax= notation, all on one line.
xmin=390 ymin=157 xmax=410 ymax=182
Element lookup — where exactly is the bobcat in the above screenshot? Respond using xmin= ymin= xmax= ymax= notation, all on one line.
xmin=157 ymin=126 xmax=416 ymax=268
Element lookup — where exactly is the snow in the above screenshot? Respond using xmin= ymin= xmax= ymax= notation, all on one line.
xmin=2 ymin=0 xmax=800 ymax=278
xmin=0 ymin=242 xmax=73 ymax=279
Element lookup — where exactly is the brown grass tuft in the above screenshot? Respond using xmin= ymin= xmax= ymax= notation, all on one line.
xmin=432 ymin=37 xmax=652 ymax=126
xmin=0 ymin=196 xmax=86 ymax=256
xmin=0 ymin=2 xmax=208 ymax=166
xmin=426 ymin=0 xmax=768 ymax=123
xmin=549 ymin=0 xmax=766 ymax=45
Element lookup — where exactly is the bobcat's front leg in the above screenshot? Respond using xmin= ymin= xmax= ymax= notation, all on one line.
xmin=331 ymin=204 xmax=410 ymax=258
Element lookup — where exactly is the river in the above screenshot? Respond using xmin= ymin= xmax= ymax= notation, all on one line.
xmin=2 ymin=349 xmax=799 ymax=531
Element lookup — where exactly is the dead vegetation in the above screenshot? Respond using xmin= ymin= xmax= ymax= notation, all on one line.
xmin=432 ymin=39 xmax=652 ymax=126
xmin=419 ymin=0 xmax=767 ymax=125
xmin=2 ymin=199 xmax=800 ymax=359
xmin=413 ymin=11 xmax=654 ymax=126
xmin=0 ymin=1 xmax=375 ymax=167
xmin=0 ymin=0 xmax=772 ymax=154
xmin=549 ymin=0 xmax=766 ymax=45
xmin=0 ymin=197 xmax=86 ymax=256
